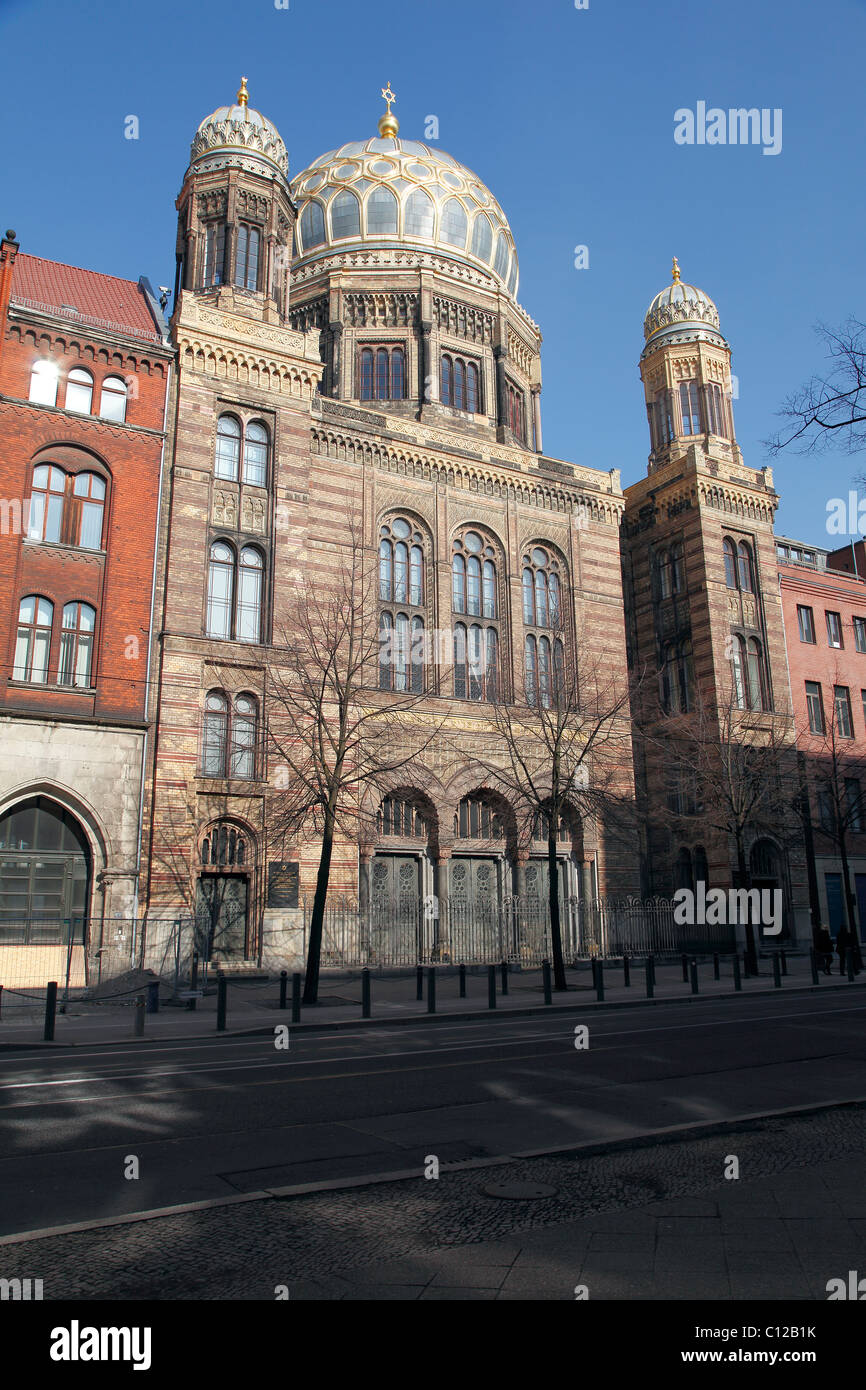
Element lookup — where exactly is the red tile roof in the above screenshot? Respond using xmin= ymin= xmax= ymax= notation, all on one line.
xmin=10 ymin=253 xmax=162 ymax=343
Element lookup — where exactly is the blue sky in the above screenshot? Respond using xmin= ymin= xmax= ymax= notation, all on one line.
xmin=1 ymin=0 xmax=862 ymax=543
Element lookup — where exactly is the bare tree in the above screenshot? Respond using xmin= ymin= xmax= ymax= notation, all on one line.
xmin=266 ymin=526 xmax=441 ymax=1003
xmin=799 ymin=686 xmax=866 ymax=957
xmin=472 ymin=618 xmax=637 ymax=991
xmin=647 ymin=676 xmax=799 ymax=975
xmin=765 ymin=318 xmax=866 ymax=458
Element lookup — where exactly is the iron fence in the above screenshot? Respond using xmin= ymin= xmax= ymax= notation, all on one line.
xmin=302 ymin=893 xmax=734 ymax=967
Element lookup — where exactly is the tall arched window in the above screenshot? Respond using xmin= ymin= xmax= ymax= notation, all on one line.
xmin=670 ymin=542 xmax=684 ymax=594
xmin=330 ymin=190 xmax=361 ymax=240
xmin=452 ymin=530 xmax=500 ymax=702
xmin=746 ymin=637 xmax=768 ymax=711
xmin=29 ymin=359 xmax=59 ymax=406
xmin=732 ymin=634 xmax=748 ymax=708
xmin=72 ymin=472 xmax=106 ymax=549
xmin=234 ymin=224 xmax=260 ymax=291
xmin=299 ymin=202 xmax=325 ymax=251
xmin=471 ymin=214 xmax=493 ymax=262
xmin=207 ymin=542 xmax=234 ymax=639
xmin=237 ymin=547 xmax=263 ymax=642
xmin=377 ymin=797 xmax=427 ymax=837
xmin=440 ymin=198 xmax=468 ymax=248
xmin=507 ymin=382 xmax=526 ymax=442
xmin=723 ymin=537 xmax=738 ymax=589
xmin=14 ymin=596 xmax=53 ymax=683
xmin=366 ymin=187 xmax=398 ymax=236
xmin=203 ymin=223 xmax=226 ymax=286
xmin=202 ymin=691 xmax=228 ymax=775
xmin=202 ymin=691 xmax=258 ymax=778
xmin=679 ymin=380 xmax=701 ymax=435
xmin=65 ymin=368 xmax=93 ymax=415
xmin=59 ymin=602 xmax=95 ymax=687
xmin=706 ymin=382 xmax=728 ymax=436
xmin=522 ymin=545 xmax=563 ymax=630
xmin=405 ymin=188 xmax=435 ymax=238
xmin=99 ymin=376 xmax=128 ymax=423
xmin=455 ymin=795 xmax=504 ymax=840
xmin=215 ymin=415 xmax=241 ymax=480
xmin=737 ymin=541 xmax=755 ymax=593
xmin=29 ymin=464 xmax=65 ymax=542
xmin=378 ymin=516 xmax=427 ymax=693
xmin=243 ymin=421 xmax=268 ymax=486
xmin=440 ymin=354 xmax=481 ymax=412
xmin=360 ymin=347 xmax=405 ymax=401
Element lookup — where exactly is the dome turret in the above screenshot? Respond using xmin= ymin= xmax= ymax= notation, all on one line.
xmin=188 ymin=77 xmax=289 ymax=181
xmin=642 ymin=257 xmax=724 ymax=353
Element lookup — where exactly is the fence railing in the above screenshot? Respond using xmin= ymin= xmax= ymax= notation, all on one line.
xmin=302 ymin=894 xmax=736 ymax=967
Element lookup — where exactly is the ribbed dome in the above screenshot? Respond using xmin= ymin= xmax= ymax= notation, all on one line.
xmin=643 ymin=262 xmax=723 ymax=348
xmin=290 ymin=136 xmax=519 ymax=298
xmin=189 ymin=96 xmax=288 ymax=180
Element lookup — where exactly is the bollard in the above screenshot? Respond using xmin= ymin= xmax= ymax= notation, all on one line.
xmin=733 ymin=954 xmax=742 ymax=991
xmin=459 ymin=963 xmax=466 ymax=998
xmin=595 ymin=960 xmax=605 ymax=1002
xmin=488 ymin=964 xmax=497 ymax=1009
xmin=772 ymin=952 xmax=782 ymax=989
xmin=645 ymin=956 xmax=654 ymax=998
xmin=500 ymin=960 xmax=509 ymax=996
xmin=279 ymin=970 xmax=288 ymax=1010
xmin=416 ymin=965 xmax=424 ymax=1001
xmin=690 ymin=959 xmax=698 ymax=994
xmin=648 ymin=953 xmax=656 ymax=986
xmin=591 ymin=958 xmax=598 ymax=991
xmin=361 ymin=968 xmax=371 ymax=1019
xmin=146 ymin=980 xmax=160 ymax=1014
xmin=713 ymin=953 xmax=720 ymax=981
xmin=291 ymin=972 xmax=301 ymax=1024
xmin=0 ymin=983 xmax=3 ymax=1020
xmin=427 ymin=966 xmax=436 ymax=1014
xmin=847 ymin=947 xmax=856 ymax=982
xmin=133 ymin=994 xmax=146 ymax=1037
xmin=743 ymin=949 xmax=750 ymax=979
xmin=542 ymin=959 xmax=552 ymax=1005
xmin=623 ymin=953 xmax=630 ymax=988
xmin=810 ymin=949 xmax=820 ymax=986
xmin=681 ymin=953 xmax=689 ymax=983
xmin=44 ymin=981 xmax=58 ymax=1041
xmin=780 ymin=949 xmax=788 ymax=977
xmin=216 ymin=973 xmax=227 ymax=1031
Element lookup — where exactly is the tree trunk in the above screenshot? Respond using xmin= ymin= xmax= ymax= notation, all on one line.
xmin=736 ymin=838 xmax=759 ymax=977
xmin=548 ymin=830 xmax=567 ymax=991
xmin=303 ymin=811 xmax=335 ymax=1004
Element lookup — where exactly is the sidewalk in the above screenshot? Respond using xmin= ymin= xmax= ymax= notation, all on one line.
xmin=0 ymin=954 xmax=861 ymax=1047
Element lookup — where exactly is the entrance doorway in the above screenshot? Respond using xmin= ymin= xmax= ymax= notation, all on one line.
xmin=195 ymin=874 xmax=248 ymax=960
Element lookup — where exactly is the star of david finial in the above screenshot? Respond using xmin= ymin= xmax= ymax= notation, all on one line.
xmin=381 ymin=82 xmax=396 ymax=115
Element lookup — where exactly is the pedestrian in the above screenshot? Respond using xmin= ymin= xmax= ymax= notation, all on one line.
xmin=814 ymin=924 xmax=834 ymax=976
xmin=837 ymin=924 xmax=853 ymax=975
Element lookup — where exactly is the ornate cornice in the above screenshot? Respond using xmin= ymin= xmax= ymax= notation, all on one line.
xmin=189 ymin=115 xmax=289 ymax=179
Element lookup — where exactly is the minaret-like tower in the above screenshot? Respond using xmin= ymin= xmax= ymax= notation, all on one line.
xmin=173 ymin=78 xmax=294 ymax=323
xmin=640 ymin=258 xmax=740 ymax=474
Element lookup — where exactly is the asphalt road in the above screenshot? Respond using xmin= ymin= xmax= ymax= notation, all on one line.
xmin=1 ymin=991 xmax=865 ymax=1239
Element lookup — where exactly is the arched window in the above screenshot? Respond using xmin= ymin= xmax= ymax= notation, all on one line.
xmin=29 ymin=359 xmax=59 ymax=406
xmin=377 ymin=797 xmax=426 ymax=837
xmin=243 ymin=421 xmax=268 ymax=486
xmin=72 ymin=472 xmax=106 ymax=549
xmin=440 ymin=354 xmax=482 ymax=412
xmin=203 ymin=223 xmax=226 ymax=286
xmin=201 ymin=691 xmax=258 ymax=779
xmin=215 ymin=415 xmax=241 ymax=480
xmin=234 ymin=224 xmax=260 ymax=290
xmin=207 ymin=541 xmax=234 ymax=640
xmin=29 ymin=464 xmax=66 ymax=542
xmin=679 ymin=380 xmax=701 ymax=435
xmin=404 ymin=188 xmax=435 ymax=238
xmin=737 ymin=541 xmax=755 ymax=593
xmin=378 ymin=516 xmax=427 ymax=692
xmin=471 ymin=214 xmax=493 ymax=263
xmin=507 ymin=382 xmax=526 ymax=442
xmin=202 ymin=691 xmax=228 ymax=775
xmin=746 ymin=637 xmax=768 ymax=711
xmin=706 ymin=382 xmax=728 ymax=437
xmin=723 ymin=537 xmax=738 ymax=589
xmin=522 ymin=545 xmax=563 ymax=629
xmin=231 ymin=694 xmax=257 ymax=778
xmin=670 ymin=542 xmax=684 ymax=594
xmin=201 ymin=822 xmax=246 ymax=867
xmin=330 ymin=190 xmax=361 ymax=240
xmin=676 ymin=639 xmax=693 ymax=713
xmin=0 ymin=798 xmax=90 ymax=931
xmin=237 ymin=547 xmax=263 ymax=642
xmin=366 ymin=187 xmax=398 ymax=235
xmin=455 ymin=795 xmax=504 ymax=840
xmin=440 ymin=198 xmax=468 ymax=248
xmin=360 ymin=347 xmax=404 ymax=400
xmin=732 ymin=634 xmax=748 ymax=709
xmin=452 ymin=529 xmax=500 ymax=702
xmin=494 ymin=232 xmax=510 ymax=281
xmin=14 ymin=596 xmax=53 ymax=683
xmin=65 ymin=368 xmax=93 ymax=415
xmin=99 ymin=376 xmax=128 ymax=423
xmin=59 ymin=602 xmax=95 ymax=687
xmin=299 ymin=201 xmax=325 ymax=250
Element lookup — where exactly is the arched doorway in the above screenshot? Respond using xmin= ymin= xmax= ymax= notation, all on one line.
xmin=370 ymin=793 xmax=435 ymax=963
xmin=195 ymin=821 xmax=252 ymax=960
xmin=0 ymin=797 xmax=90 ymax=943
xmin=750 ymin=838 xmax=791 ymax=943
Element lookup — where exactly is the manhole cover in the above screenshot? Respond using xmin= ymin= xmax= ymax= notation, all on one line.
xmin=482 ymin=1182 xmax=558 ymax=1200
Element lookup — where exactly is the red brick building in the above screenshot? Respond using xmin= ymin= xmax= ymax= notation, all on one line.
xmin=0 ymin=231 xmax=172 ymax=976
xmin=777 ymin=535 xmax=866 ymax=943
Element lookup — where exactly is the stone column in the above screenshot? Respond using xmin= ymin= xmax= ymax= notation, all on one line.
xmin=420 ymin=319 xmax=435 ymax=407
xmin=433 ymin=850 xmax=451 ymax=960
xmin=494 ymin=347 xmax=508 ymax=430
xmin=330 ymin=322 xmax=343 ymax=399
xmin=531 ymin=386 xmax=543 ymax=455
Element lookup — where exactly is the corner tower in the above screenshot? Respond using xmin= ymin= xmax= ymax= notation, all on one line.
xmin=173 ymin=78 xmax=295 ymax=323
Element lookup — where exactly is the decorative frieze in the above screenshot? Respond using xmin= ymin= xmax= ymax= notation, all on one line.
xmin=344 ymin=292 xmax=418 ymax=328
xmin=433 ymin=297 xmax=493 ymax=345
